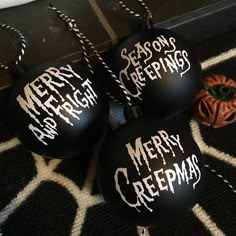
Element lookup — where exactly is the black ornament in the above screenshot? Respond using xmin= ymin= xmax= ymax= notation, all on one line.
xmin=108 ymin=28 xmax=201 ymax=117
xmin=98 ymin=117 xmax=205 ymax=226
xmin=8 ymin=63 xmax=109 ymax=158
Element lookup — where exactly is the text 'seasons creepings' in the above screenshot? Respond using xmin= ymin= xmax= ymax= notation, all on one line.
xmin=16 ymin=64 xmax=98 ymax=145
xmin=119 ymin=35 xmax=191 ymax=98
xmin=114 ymin=130 xmax=202 ymax=212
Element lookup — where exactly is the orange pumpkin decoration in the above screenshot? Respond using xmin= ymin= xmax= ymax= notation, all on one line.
xmin=193 ymin=75 xmax=236 ymax=128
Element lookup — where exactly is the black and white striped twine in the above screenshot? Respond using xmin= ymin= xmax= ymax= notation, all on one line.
xmin=0 ymin=23 xmax=26 ymax=70
xmin=117 ymin=0 xmax=152 ymax=20
xmin=49 ymin=5 xmax=94 ymax=76
xmin=72 ymin=31 xmax=94 ymax=76
xmin=49 ymin=5 xmax=133 ymax=106
xmin=68 ymin=21 xmax=133 ymax=106
xmin=205 ymin=164 xmax=236 ymax=194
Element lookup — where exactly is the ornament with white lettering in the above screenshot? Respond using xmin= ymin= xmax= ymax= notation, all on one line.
xmin=108 ymin=28 xmax=201 ymax=117
xmin=8 ymin=63 xmax=109 ymax=158
xmin=98 ymin=117 xmax=205 ymax=226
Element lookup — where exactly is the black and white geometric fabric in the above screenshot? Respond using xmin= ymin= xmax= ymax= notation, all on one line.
xmin=0 ymin=31 xmax=235 ymax=236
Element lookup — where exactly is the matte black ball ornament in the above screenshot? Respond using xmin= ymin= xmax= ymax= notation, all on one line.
xmin=109 ymin=28 xmax=201 ymax=117
xmin=8 ymin=63 xmax=109 ymax=158
xmin=98 ymin=117 xmax=205 ymax=226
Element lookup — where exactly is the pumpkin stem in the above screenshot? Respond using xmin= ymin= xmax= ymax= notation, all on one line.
xmin=203 ymin=83 xmax=236 ymax=101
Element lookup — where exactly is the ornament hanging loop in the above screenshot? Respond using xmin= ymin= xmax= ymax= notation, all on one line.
xmin=0 ymin=23 xmax=26 ymax=71
xmin=117 ymin=0 xmax=153 ymax=29
xmin=48 ymin=4 xmax=94 ymax=76
xmin=49 ymin=4 xmax=135 ymax=107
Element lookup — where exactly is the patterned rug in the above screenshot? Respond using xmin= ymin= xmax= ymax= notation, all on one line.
xmin=0 ymin=31 xmax=235 ymax=236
